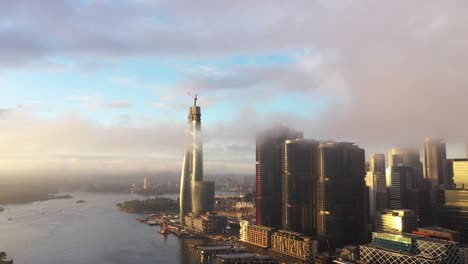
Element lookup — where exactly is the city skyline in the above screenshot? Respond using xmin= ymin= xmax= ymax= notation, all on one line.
xmin=1 ymin=1 xmax=468 ymax=178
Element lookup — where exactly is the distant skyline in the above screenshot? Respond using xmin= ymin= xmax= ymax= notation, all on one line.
xmin=0 ymin=1 xmax=467 ymax=177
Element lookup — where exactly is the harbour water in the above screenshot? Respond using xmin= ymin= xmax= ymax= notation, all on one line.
xmin=0 ymin=192 xmax=209 ymax=264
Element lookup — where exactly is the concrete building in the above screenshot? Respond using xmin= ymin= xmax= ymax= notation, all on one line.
xmin=179 ymin=97 xmax=215 ymax=224
xmin=270 ymin=230 xmax=318 ymax=260
xmin=360 ymin=232 xmax=460 ymax=264
xmin=281 ymin=138 xmax=318 ymax=236
xmin=424 ymin=138 xmax=447 ymax=188
xmin=184 ymin=213 xmax=227 ymax=234
xmin=375 ymin=209 xmax=418 ymax=233
xmin=239 ymin=221 xmax=274 ymax=248
xmin=316 ymin=142 xmax=368 ymax=248
xmin=255 ymin=126 xmax=303 ymax=228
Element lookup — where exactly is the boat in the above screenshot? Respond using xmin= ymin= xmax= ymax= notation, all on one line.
xmin=75 ymin=200 xmax=86 ymax=203
xmin=160 ymin=223 xmax=169 ymax=235
xmin=0 ymin=207 xmax=4 ymax=212
xmin=146 ymin=220 xmax=159 ymax=226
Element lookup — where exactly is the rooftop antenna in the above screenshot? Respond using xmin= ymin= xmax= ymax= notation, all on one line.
xmin=187 ymin=91 xmax=198 ymax=106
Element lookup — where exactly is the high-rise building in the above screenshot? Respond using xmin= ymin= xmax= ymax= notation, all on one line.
xmin=255 ymin=126 xmax=303 ymax=228
xmin=386 ymin=148 xmax=424 ymax=189
xmin=360 ymin=232 xmax=460 ymax=264
xmin=316 ymin=142 xmax=368 ymax=248
xmin=143 ymin=176 xmax=148 ymax=190
xmin=281 ymin=139 xmax=318 ymax=236
xmin=424 ymin=138 xmax=447 ymax=188
xmin=388 ymin=148 xmax=422 ymax=168
xmin=375 ymin=209 xmax=418 ymax=233
xmin=444 ymin=159 xmax=468 ymax=189
xmin=389 ymin=165 xmax=417 ymax=209
xmin=367 ymin=154 xmax=387 ymax=217
xmin=438 ymin=157 xmax=468 ymax=243
xmin=438 ymin=188 xmax=468 ymax=243
xmin=179 ymin=97 xmax=215 ymax=224
xmin=370 ymin=154 xmax=386 ymax=174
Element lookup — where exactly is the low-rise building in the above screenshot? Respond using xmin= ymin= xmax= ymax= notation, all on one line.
xmin=239 ymin=221 xmax=274 ymax=248
xmin=360 ymin=232 xmax=460 ymax=264
xmin=184 ymin=213 xmax=227 ymax=234
xmin=375 ymin=209 xmax=418 ymax=233
xmin=270 ymin=230 xmax=318 ymax=260
xmin=413 ymin=226 xmax=460 ymax=242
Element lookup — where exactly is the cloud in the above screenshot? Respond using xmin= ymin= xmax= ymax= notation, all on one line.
xmin=105 ymin=100 xmax=132 ymax=109
xmin=0 ymin=0 xmax=467 ymax=176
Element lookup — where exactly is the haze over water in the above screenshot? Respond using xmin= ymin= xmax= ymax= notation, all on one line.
xmin=0 ymin=193 xmax=197 ymax=264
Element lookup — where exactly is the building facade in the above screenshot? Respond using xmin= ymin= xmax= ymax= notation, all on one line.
xmin=184 ymin=213 xmax=227 ymax=234
xmin=281 ymin=139 xmax=318 ymax=236
xmin=375 ymin=209 xmax=418 ymax=233
xmin=316 ymin=142 xmax=368 ymax=248
xmin=239 ymin=221 xmax=274 ymax=248
xmin=270 ymin=230 xmax=318 ymax=260
xmin=179 ymin=98 xmax=215 ymax=224
xmin=360 ymin=232 xmax=460 ymax=264
xmin=255 ymin=127 xmax=303 ymax=228
xmin=424 ymin=138 xmax=447 ymax=189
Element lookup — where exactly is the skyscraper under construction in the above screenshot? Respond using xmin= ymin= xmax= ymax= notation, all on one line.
xmin=179 ymin=96 xmax=214 ymax=224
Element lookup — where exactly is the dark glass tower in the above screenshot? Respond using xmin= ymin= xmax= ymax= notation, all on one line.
xmin=281 ymin=139 xmax=318 ymax=236
xmin=316 ymin=142 xmax=368 ymax=248
xmin=255 ymin=126 xmax=303 ymax=228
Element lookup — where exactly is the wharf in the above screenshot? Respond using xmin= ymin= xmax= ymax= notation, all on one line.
xmin=216 ymin=253 xmax=279 ymax=264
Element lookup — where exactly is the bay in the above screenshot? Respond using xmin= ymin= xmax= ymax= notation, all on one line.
xmin=0 ymin=192 xmax=208 ymax=264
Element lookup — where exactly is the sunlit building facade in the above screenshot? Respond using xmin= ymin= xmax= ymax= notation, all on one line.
xmin=179 ymin=99 xmax=215 ymax=224
xmin=270 ymin=230 xmax=318 ymax=260
xmin=375 ymin=209 xmax=418 ymax=233
xmin=424 ymin=138 xmax=447 ymax=188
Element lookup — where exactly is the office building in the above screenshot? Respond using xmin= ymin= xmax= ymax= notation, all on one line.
xmin=367 ymin=154 xmax=387 ymax=217
xmin=256 ymin=126 xmax=303 ymax=228
xmin=444 ymin=159 xmax=468 ymax=189
xmin=388 ymin=148 xmax=422 ymax=168
xmin=439 ymin=158 xmax=468 ymax=243
xmin=281 ymin=138 xmax=318 ymax=236
xmin=424 ymin=138 xmax=447 ymax=188
xmin=370 ymin=154 xmax=386 ymax=174
xmin=316 ymin=142 xmax=368 ymax=248
xmin=270 ymin=230 xmax=318 ymax=260
xmin=388 ymin=165 xmax=417 ymax=209
xmin=438 ymin=189 xmax=468 ymax=243
xmin=360 ymin=232 xmax=460 ymax=264
xmin=179 ymin=97 xmax=215 ymax=224
xmin=375 ymin=209 xmax=418 ymax=233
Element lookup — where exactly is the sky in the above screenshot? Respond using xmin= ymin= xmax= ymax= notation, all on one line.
xmin=0 ymin=0 xmax=467 ymax=178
